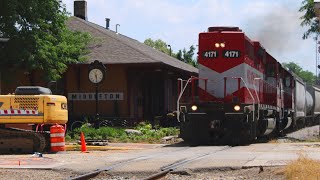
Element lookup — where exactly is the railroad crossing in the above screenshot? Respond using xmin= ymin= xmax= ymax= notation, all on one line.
xmin=0 ymin=142 xmax=320 ymax=179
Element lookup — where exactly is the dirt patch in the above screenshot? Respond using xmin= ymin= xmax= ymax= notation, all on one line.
xmin=165 ymin=167 xmax=285 ymax=180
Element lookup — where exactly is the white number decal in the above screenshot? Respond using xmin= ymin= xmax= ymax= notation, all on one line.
xmin=203 ymin=51 xmax=218 ymax=58
xmin=223 ymin=50 xmax=240 ymax=58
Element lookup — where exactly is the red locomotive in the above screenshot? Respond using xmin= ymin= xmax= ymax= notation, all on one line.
xmin=178 ymin=27 xmax=320 ymax=145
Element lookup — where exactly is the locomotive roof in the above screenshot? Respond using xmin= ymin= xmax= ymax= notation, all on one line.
xmin=208 ymin=26 xmax=242 ymax=32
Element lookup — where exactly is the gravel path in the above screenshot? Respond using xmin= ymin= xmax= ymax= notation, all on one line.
xmin=278 ymin=125 xmax=320 ymax=142
xmin=0 ymin=166 xmax=288 ymax=180
xmin=164 ymin=167 xmax=285 ymax=180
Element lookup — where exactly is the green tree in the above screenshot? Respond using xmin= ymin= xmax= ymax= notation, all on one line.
xmin=175 ymin=45 xmax=197 ymax=67
xmin=176 ymin=50 xmax=183 ymax=61
xmin=282 ymin=62 xmax=316 ymax=84
xmin=299 ymin=0 xmax=319 ymax=39
xmin=0 ymin=0 xmax=91 ymax=81
xmin=144 ymin=38 xmax=172 ymax=56
xmin=282 ymin=62 xmax=303 ymax=73
xmin=144 ymin=38 xmax=198 ymax=67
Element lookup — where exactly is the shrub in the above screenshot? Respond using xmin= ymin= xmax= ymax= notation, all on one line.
xmin=68 ymin=121 xmax=180 ymax=143
xmin=285 ymin=153 xmax=320 ymax=179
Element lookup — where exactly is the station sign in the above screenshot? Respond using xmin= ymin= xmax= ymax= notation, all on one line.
xmin=68 ymin=92 xmax=124 ymax=101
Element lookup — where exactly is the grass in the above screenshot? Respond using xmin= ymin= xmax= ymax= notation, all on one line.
xmin=284 ymin=153 xmax=320 ymax=180
xmin=68 ymin=121 xmax=180 ymax=143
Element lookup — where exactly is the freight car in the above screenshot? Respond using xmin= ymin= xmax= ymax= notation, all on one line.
xmin=0 ymin=86 xmax=68 ymax=153
xmin=177 ymin=27 xmax=320 ymax=145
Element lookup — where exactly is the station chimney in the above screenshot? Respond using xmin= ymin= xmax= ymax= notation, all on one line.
xmin=105 ymin=18 xmax=110 ymax=29
xmin=74 ymin=0 xmax=87 ymax=20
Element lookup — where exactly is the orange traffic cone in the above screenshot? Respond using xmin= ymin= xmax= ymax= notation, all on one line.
xmin=80 ymin=132 xmax=88 ymax=153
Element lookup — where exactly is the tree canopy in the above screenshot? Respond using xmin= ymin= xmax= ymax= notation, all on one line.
xmin=175 ymin=46 xmax=197 ymax=67
xmin=0 ymin=0 xmax=91 ymax=81
xmin=299 ymin=0 xmax=319 ymax=39
xmin=144 ymin=38 xmax=198 ymax=67
xmin=282 ymin=62 xmax=316 ymax=84
xmin=144 ymin=38 xmax=172 ymax=56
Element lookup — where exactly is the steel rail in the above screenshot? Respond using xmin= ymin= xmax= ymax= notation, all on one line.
xmin=68 ymin=156 xmax=146 ymax=180
xmin=68 ymin=147 xmax=192 ymax=180
xmin=142 ymin=146 xmax=231 ymax=180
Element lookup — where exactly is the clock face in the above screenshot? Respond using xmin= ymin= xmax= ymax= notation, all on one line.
xmin=88 ymin=68 xmax=104 ymax=84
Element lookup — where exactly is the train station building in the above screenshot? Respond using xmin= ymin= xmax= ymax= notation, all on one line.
xmin=0 ymin=1 xmax=198 ymax=125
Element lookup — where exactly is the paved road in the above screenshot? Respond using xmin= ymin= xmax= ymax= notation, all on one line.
xmin=1 ymin=142 xmax=319 ymax=175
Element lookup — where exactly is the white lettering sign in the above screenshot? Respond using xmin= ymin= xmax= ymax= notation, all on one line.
xmin=68 ymin=93 xmax=124 ymax=101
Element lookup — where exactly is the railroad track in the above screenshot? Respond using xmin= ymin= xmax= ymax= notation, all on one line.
xmin=142 ymin=146 xmax=231 ymax=180
xmin=68 ymin=147 xmax=192 ymax=180
xmin=68 ymin=146 xmax=231 ymax=180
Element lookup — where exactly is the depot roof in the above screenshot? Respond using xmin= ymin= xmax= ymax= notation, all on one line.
xmin=67 ymin=16 xmax=198 ymax=74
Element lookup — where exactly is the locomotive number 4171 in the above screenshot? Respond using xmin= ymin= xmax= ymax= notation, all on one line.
xmin=203 ymin=51 xmax=218 ymax=58
xmin=223 ymin=50 xmax=240 ymax=58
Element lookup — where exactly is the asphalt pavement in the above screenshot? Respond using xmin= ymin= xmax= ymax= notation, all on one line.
xmin=0 ymin=142 xmax=320 ymax=173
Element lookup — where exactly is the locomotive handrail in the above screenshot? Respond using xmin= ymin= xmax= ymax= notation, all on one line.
xmin=177 ymin=78 xmax=193 ymax=122
xmin=224 ymin=77 xmax=256 ymax=122
xmin=177 ymin=77 xmax=208 ymax=122
xmin=240 ymin=77 xmax=256 ymax=122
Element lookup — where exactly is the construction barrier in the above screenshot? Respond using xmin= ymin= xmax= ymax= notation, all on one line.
xmin=50 ymin=124 xmax=65 ymax=152
xmin=80 ymin=131 xmax=88 ymax=153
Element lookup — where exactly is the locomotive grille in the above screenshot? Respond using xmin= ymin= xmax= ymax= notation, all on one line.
xmin=14 ymin=96 xmax=39 ymax=109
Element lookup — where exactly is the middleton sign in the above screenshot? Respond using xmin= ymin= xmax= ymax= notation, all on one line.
xmin=68 ymin=92 xmax=124 ymax=101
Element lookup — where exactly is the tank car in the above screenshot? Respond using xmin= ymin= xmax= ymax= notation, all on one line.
xmin=306 ymin=85 xmax=320 ymax=126
xmin=177 ymin=26 xmax=319 ymax=145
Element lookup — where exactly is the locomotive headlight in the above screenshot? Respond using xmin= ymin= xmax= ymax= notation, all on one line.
xmin=220 ymin=43 xmax=225 ymax=48
xmin=215 ymin=43 xmax=220 ymax=48
xmin=191 ymin=105 xmax=198 ymax=111
xmin=234 ymin=105 xmax=240 ymax=111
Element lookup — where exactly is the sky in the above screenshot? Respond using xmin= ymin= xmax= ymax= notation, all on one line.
xmin=62 ymin=0 xmax=318 ymax=74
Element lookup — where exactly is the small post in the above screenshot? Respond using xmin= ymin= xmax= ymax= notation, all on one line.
xmin=95 ymin=84 xmax=99 ymax=119
xmin=167 ymin=44 xmax=172 ymax=56
xmin=116 ymin=24 xmax=120 ymax=33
